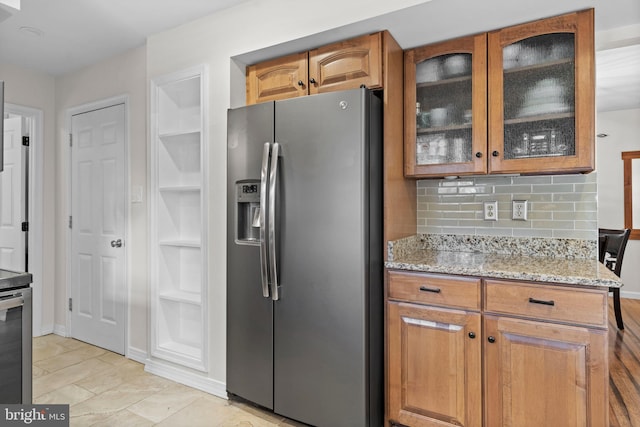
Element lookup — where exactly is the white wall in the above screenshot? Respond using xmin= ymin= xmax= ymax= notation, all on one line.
xmin=53 ymin=45 xmax=148 ymax=352
xmin=0 ymin=64 xmax=56 ymax=333
xmin=146 ymin=0 xmax=428 ymax=387
xmin=596 ymin=108 xmax=640 ymax=298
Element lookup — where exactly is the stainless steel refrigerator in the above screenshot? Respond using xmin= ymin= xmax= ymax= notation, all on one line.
xmin=227 ymin=88 xmax=383 ymax=427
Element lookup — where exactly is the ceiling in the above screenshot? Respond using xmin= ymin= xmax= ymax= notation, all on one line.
xmin=0 ymin=0 xmax=639 ymax=112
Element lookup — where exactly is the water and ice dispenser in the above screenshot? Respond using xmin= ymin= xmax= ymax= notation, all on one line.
xmin=235 ymin=181 xmax=261 ymax=244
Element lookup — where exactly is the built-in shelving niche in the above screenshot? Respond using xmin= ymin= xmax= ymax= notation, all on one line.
xmin=150 ymin=65 xmax=208 ymax=371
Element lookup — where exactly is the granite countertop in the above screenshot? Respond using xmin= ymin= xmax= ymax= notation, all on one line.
xmin=0 ymin=269 xmax=33 ymax=291
xmin=386 ymin=235 xmax=623 ymax=288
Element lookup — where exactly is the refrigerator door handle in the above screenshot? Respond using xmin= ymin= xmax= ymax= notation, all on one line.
xmin=268 ymin=142 xmax=280 ymax=301
xmin=259 ymin=142 xmax=271 ymax=298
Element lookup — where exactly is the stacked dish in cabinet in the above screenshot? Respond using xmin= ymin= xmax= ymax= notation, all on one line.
xmin=150 ymin=65 xmax=208 ymax=371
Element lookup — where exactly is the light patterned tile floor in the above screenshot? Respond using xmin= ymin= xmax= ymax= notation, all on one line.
xmin=33 ymin=335 xmax=305 ymax=426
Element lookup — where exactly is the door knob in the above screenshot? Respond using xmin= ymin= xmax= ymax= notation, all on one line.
xmin=111 ymin=239 xmax=123 ymax=248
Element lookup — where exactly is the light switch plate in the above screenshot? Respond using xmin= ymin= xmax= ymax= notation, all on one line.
xmin=512 ymin=200 xmax=528 ymax=220
xmin=483 ymin=201 xmax=498 ymax=221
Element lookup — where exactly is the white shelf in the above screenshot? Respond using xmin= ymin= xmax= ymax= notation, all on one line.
xmin=150 ymin=65 xmax=208 ymax=372
xmin=158 ymin=129 xmax=201 ymax=140
xmin=158 ymin=240 xmax=201 ymax=248
xmin=159 ymin=290 xmax=201 ymax=305
xmin=159 ymin=185 xmax=201 ymax=193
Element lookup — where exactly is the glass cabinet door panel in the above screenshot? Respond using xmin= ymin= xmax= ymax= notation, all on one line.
xmin=502 ymin=33 xmax=576 ymax=160
xmin=488 ymin=9 xmax=594 ymax=174
xmin=405 ymin=34 xmax=487 ymax=177
xmin=416 ymin=53 xmax=473 ymax=165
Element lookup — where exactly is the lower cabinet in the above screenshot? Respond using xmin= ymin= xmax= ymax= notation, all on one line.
xmin=388 ymin=302 xmax=482 ymax=427
xmin=484 ymin=315 xmax=608 ymax=427
xmin=386 ymin=270 xmax=609 ymax=427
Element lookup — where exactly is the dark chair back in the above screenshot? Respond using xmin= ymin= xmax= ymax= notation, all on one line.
xmin=598 ymin=228 xmax=631 ymax=277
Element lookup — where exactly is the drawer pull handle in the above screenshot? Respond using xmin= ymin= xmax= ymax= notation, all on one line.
xmin=419 ymin=286 xmax=441 ymax=294
xmin=529 ymin=297 xmax=555 ymax=306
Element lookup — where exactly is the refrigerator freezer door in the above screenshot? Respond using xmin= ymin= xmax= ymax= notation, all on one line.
xmin=273 ymin=89 xmax=380 ymax=427
xmin=226 ymin=102 xmax=275 ymax=409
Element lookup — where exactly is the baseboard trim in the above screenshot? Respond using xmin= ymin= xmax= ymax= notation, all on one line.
xmin=127 ymin=346 xmax=148 ymax=365
xmin=53 ymin=324 xmax=67 ymax=337
xmin=144 ymin=359 xmax=228 ymax=399
xmin=37 ymin=324 xmax=54 ymax=337
xmin=621 ymin=290 xmax=640 ymax=300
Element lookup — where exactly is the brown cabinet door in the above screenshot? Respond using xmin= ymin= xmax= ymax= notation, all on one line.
xmin=246 ymin=52 xmax=308 ymax=105
xmin=487 ymin=9 xmax=594 ymax=174
xmin=404 ymin=34 xmax=487 ymax=177
xmin=308 ymin=33 xmax=382 ymax=95
xmin=484 ymin=315 xmax=608 ymax=427
xmin=387 ymin=301 xmax=482 ymax=427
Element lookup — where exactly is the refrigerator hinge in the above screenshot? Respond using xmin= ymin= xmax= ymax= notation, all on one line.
xmin=21 ymin=222 xmax=29 ymax=232
xmin=68 ymin=298 xmax=72 ymax=312
xmin=68 ymin=216 xmax=72 ymax=229
xmin=22 ymin=136 xmax=30 ymax=147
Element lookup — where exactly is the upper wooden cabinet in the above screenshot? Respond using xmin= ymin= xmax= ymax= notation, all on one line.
xmin=246 ymin=33 xmax=382 ymax=105
xmin=405 ymin=34 xmax=488 ymax=177
xmin=404 ymin=9 xmax=594 ymax=178
xmin=308 ymin=33 xmax=382 ymax=95
xmin=246 ymin=52 xmax=308 ymax=105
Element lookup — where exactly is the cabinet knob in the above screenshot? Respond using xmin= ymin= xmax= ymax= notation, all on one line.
xmin=475 ymin=152 xmax=483 ymax=158
xmin=492 ymin=150 xmax=500 ymax=157
xmin=468 ymin=332 xmax=476 ymax=339
xmin=488 ymin=336 xmax=496 ymax=343
xmin=309 ymin=78 xmax=317 ymax=84
xmin=297 ymin=80 xmax=304 ymax=86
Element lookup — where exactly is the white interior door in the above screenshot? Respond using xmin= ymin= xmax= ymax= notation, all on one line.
xmin=0 ymin=116 xmax=26 ymax=271
xmin=70 ymin=103 xmax=126 ymax=355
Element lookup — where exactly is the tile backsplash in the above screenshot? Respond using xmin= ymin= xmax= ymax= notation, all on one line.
xmin=416 ymin=173 xmax=597 ymax=239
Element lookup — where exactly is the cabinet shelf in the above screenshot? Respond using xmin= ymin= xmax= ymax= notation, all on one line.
xmin=418 ymin=123 xmax=472 ymax=134
xmin=159 ymin=240 xmax=201 ymax=248
xmin=159 ymin=185 xmax=201 ymax=193
xmin=505 ymin=112 xmax=574 ymax=125
xmin=417 ymin=74 xmax=472 ymax=88
xmin=159 ymin=290 xmax=201 ymax=305
xmin=503 ymin=57 xmax=573 ymax=75
xmin=158 ymin=129 xmax=201 ymax=141
xmin=157 ymin=341 xmax=201 ymax=361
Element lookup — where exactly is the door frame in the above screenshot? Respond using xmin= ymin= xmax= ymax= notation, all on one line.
xmin=4 ymin=103 xmax=44 ymax=336
xmin=65 ymin=95 xmax=130 ymax=354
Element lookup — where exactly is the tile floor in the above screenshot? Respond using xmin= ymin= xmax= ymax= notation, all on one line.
xmin=32 ymin=334 xmax=304 ymax=426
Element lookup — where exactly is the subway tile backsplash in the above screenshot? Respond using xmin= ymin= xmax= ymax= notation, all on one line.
xmin=416 ymin=173 xmax=597 ymax=239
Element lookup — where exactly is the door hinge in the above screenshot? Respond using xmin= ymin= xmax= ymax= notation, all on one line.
xmin=68 ymin=216 xmax=72 ymax=229
xmin=69 ymin=134 xmax=72 ymax=147
xmin=68 ymin=298 xmax=72 ymax=312
xmin=22 ymin=136 xmax=30 ymax=147
xmin=21 ymin=222 xmax=29 ymax=232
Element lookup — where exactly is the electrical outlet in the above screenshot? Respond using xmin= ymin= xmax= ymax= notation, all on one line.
xmin=512 ymin=200 xmax=528 ymax=220
xmin=483 ymin=201 xmax=498 ymax=221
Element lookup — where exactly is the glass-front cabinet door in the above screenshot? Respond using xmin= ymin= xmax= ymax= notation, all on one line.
xmin=487 ymin=9 xmax=594 ymax=174
xmin=404 ymin=34 xmax=487 ymax=177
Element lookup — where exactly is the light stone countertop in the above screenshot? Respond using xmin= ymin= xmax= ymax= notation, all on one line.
xmin=386 ymin=235 xmax=622 ymax=288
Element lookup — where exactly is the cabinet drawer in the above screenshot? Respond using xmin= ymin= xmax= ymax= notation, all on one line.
xmin=484 ymin=279 xmax=607 ymax=327
xmin=388 ymin=271 xmax=481 ymax=310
